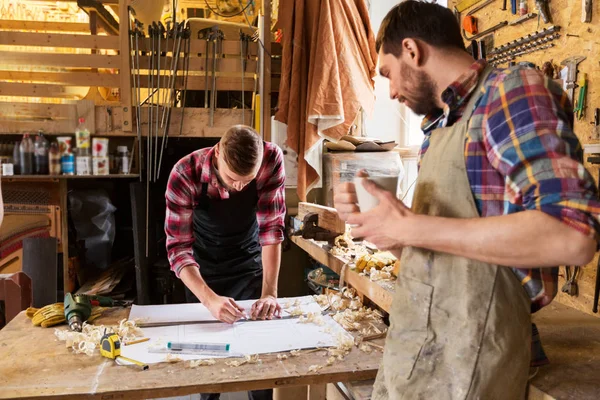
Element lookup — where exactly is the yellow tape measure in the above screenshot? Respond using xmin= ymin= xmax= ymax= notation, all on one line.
xmin=100 ymin=331 xmax=149 ymax=370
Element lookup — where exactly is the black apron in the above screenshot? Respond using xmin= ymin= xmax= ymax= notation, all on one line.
xmin=185 ymin=180 xmax=263 ymax=303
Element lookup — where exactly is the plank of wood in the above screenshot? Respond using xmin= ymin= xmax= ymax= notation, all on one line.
xmin=136 ymin=108 xmax=253 ymax=137
xmin=0 ymin=52 xmax=120 ymax=69
xmin=290 ymin=236 xmax=394 ymax=313
xmin=297 ymin=202 xmax=346 ymax=235
xmin=0 ymin=119 xmax=76 ymax=134
xmin=0 ymin=31 xmax=119 ymax=50
xmin=0 ymin=20 xmax=90 ymax=32
xmin=0 ymin=102 xmax=77 ymax=120
xmin=22 ymin=238 xmax=57 ymax=308
xmin=119 ymin=0 xmax=132 ymax=132
xmin=0 ymin=83 xmax=89 ymax=99
xmin=0 ymin=71 xmax=120 ymax=88
xmin=308 ymin=384 xmax=327 ymax=400
xmin=0 ymin=310 xmax=381 ymax=399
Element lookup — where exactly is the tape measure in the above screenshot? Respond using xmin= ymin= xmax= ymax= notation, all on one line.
xmin=100 ymin=330 xmax=149 ymax=370
xmin=455 ymin=0 xmax=486 ymax=13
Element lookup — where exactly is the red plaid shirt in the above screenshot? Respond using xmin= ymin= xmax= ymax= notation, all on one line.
xmin=165 ymin=143 xmax=286 ymax=277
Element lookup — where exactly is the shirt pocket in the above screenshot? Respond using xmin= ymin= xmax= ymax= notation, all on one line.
xmin=384 ymin=277 xmax=433 ymax=381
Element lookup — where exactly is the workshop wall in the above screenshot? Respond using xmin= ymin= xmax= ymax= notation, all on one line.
xmin=449 ymin=0 xmax=600 ymax=317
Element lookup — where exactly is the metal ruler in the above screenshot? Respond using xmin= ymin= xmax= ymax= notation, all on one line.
xmin=455 ymin=0 xmax=487 ymax=13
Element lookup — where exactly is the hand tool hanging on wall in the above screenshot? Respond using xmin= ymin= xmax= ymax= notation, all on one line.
xmin=154 ymin=22 xmax=165 ymax=181
xmin=240 ymin=32 xmax=251 ymax=125
xmin=574 ymin=73 xmax=587 ymax=120
xmin=455 ymin=0 xmax=487 ymax=13
xmin=156 ymin=22 xmax=191 ymax=179
xmin=128 ymin=8 xmax=144 ymax=182
xmin=560 ymin=55 xmax=586 ymax=104
xmin=461 ymin=0 xmax=507 ymax=41
xmin=509 ymin=12 xmax=538 ymax=25
xmin=210 ymin=27 xmax=224 ymax=127
xmin=511 ymin=0 xmax=517 ymax=14
xmin=562 ymin=266 xmax=580 ymax=296
xmin=535 ymin=0 xmax=552 ymax=23
xmin=198 ymin=27 xmax=212 ymax=110
xmin=582 ymin=0 xmax=592 ymax=22
xmin=489 ymin=34 xmax=560 ymax=65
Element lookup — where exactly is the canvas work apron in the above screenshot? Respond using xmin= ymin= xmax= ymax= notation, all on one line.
xmin=373 ymin=67 xmax=531 ymax=400
xmin=185 ymin=180 xmax=264 ymax=303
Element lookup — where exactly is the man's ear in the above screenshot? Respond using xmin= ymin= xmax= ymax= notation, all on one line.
xmin=402 ymin=38 xmax=423 ymax=67
xmin=214 ymin=142 xmax=221 ymax=157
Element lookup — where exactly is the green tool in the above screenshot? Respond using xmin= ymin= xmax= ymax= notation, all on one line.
xmin=64 ymin=293 xmax=127 ymax=332
xmin=574 ymin=73 xmax=587 ymax=120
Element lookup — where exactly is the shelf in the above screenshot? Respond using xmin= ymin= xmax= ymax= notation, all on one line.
xmin=290 ymin=235 xmax=395 ymax=313
xmin=2 ymin=174 xmax=140 ymax=181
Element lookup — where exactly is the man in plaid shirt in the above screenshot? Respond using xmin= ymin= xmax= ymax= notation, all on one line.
xmin=335 ymin=1 xmax=600 ymax=398
xmin=165 ymin=125 xmax=286 ymax=325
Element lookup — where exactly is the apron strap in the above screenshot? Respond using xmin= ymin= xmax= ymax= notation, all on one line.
xmin=461 ymin=65 xmax=495 ymax=122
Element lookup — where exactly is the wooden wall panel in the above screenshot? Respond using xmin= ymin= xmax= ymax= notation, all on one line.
xmin=449 ymin=0 xmax=600 ymax=317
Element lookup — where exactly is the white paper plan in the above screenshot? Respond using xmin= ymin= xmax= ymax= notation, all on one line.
xmin=122 ymin=296 xmax=350 ymax=365
xmin=128 ymin=295 xmax=323 ymax=326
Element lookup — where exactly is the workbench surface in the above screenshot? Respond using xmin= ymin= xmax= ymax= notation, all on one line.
xmin=290 ymin=236 xmax=395 ymax=313
xmin=0 ymin=308 xmax=383 ymax=400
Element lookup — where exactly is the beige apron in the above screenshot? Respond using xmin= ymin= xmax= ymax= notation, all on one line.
xmin=373 ymin=67 xmax=531 ymax=400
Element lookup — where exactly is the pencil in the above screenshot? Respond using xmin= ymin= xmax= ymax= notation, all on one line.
xmin=124 ymin=337 xmax=150 ymax=346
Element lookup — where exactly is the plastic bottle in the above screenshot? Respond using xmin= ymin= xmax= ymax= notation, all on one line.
xmin=49 ymin=142 xmax=61 ymax=175
xmin=62 ymin=150 xmax=75 ymax=175
xmin=116 ymin=146 xmax=130 ymax=174
xmin=19 ymin=133 xmax=34 ymax=175
xmin=34 ymin=131 xmax=49 ymax=175
xmin=75 ymin=117 xmax=90 ymax=151
xmin=12 ymin=141 xmax=21 ymax=175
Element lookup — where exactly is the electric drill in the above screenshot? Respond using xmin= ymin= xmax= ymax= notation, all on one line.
xmin=64 ymin=293 xmax=126 ymax=332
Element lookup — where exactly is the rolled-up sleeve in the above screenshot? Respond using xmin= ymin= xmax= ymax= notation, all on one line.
xmin=483 ymin=68 xmax=600 ymax=240
xmin=165 ymin=162 xmax=198 ymax=277
xmin=256 ymin=144 xmax=287 ymax=246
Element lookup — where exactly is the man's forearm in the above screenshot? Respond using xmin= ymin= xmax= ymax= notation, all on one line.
xmin=180 ymin=265 xmax=217 ymax=303
xmin=261 ymin=243 xmax=282 ymax=297
xmin=407 ymin=210 xmax=596 ymax=268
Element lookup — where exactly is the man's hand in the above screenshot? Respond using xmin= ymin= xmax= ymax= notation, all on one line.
xmin=347 ymin=178 xmax=418 ymax=251
xmin=205 ymin=294 xmax=246 ymax=324
xmin=334 ymin=170 xmax=368 ymax=221
xmin=250 ymin=295 xmax=282 ymax=320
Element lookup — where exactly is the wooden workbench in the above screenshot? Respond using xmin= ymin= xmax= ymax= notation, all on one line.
xmin=290 ymin=236 xmax=395 ymax=313
xmin=0 ymin=308 xmax=383 ymax=400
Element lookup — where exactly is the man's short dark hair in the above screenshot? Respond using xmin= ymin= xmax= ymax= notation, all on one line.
xmin=375 ymin=1 xmax=465 ymax=56
xmin=221 ymin=125 xmax=263 ymax=176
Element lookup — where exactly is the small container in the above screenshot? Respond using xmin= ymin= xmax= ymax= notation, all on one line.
xmin=75 ymin=117 xmax=90 ymax=149
xmin=519 ymin=0 xmax=528 ymax=15
xmin=92 ymin=138 xmax=109 ymax=157
xmin=49 ymin=142 xmax=61 ymax=175
xmin=76 ymin=152 xmax=92 ymax=176
xmin=2 ymin=163 xmax=14 ymax=176
xmin=116 ymin=146 xmax=130 ymax=174
xmin=61 ymin=152 xmax=75 ymax=175
xmin=57 ymin=136 xmax=72 ymax=156
xmin=93 ymin=156 xmax=110 ymax=175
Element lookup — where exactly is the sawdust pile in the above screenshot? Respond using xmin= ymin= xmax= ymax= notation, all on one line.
xmin=225 ymin=354 xmax=261 ymax=367
xmin=54 ymin=319 xmax=143 ymax=356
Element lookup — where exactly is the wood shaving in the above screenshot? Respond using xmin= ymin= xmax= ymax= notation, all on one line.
xmin=313 ymin=294 xmax=329 ymax=308
xmin=332 ymin=306 xmax=382 ymax=331
xmin=359 ymin=343 xmax=373 ymax=353
xmin=308 ymin=364 xmax=323 ymax=373
xmin=369 ymin=268 xmax=392 ymax=282
xmin=225 ymin=354 xmax=261 ymax=367
xmin=287 ymin=306 xmax=304 ymax=317
xmin=290 ymin=350 xmax=301 ymax=357
xmin=277 ymin=354 xmax=288 ymax=360
xmin=283 ymin=299 xmax=300 ymax=309
xmin=298 ymin=312 xmax=325 ymax=326
xmin=189 ymin=359 xmax=216 ymax=367
xmin=165 ymin=353 xmax=182 ymax=363
xmin=326 ymin=356 xmax=336 ymax=366
xmin=221 ymin=368 xmax=226 ymax=373
xmin=54 ymin=319 xmax=143 ymax=356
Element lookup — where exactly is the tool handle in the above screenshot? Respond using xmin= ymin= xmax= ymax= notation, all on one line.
xmin=511 ymin=0 xmax=517 ymax=14
xmin=502 ymin=0 xmax=507 ymax=10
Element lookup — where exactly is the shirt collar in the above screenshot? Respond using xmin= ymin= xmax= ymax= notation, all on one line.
xmin=421 ymin=59 xmax=488 ymax=133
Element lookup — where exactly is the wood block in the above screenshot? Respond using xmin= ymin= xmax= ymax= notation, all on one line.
xmin=297 ymin=202 xmax=346 ymax=235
